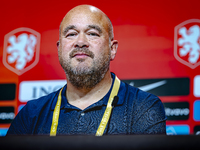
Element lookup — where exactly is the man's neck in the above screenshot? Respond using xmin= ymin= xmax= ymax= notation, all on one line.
xmin=66 ymin=71 xmax=112 ymax=110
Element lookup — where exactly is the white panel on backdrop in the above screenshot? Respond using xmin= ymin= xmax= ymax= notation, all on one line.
xmin=19 ymin=80 xmax=66 ymax=102
xmin=194 ymin=75 xmax=200 ymax=97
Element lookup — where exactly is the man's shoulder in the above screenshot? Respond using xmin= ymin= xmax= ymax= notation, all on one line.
xmin=6 ymin=88 xmax=62 ymax=135
xmin=122 ymin=82 xmax=166 ymax=126
xmin=120 ymin=81 xmax=164 ymax=113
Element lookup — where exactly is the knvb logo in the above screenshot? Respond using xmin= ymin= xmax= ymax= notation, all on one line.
xmin=174 ymin=19 xmax=200 ymax=69
xmin=3 ymin=27 xmax=41 ymax=75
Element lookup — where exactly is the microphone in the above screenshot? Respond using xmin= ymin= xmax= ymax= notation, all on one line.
xmin=112 ymin=96 xmax=119 ymax=107
xmin=105 ymin=96 xmax=119 ymax=134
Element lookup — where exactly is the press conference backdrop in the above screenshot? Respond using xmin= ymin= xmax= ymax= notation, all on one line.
xmin=0 ymin=0 xmax=200 ymax=136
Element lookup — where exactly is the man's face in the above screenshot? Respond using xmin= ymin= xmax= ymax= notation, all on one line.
xmin=58 ymin=6 xmax=113 ymax=89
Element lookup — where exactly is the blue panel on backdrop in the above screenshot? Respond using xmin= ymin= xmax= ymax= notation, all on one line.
xmin=166 ymin=125 xmax=190 ymax=135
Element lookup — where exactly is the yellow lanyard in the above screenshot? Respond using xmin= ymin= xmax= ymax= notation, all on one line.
xmin=50 ymin=76 xmax=120 ymax=136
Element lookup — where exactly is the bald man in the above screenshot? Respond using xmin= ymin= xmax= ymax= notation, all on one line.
xmin=7 ymin=5 xmax=167 ymax=136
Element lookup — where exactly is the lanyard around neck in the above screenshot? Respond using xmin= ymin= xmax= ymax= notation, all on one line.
xmin=50 ymin=75 xmax=120 ymax=136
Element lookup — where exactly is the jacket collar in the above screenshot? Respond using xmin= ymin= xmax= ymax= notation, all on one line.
xmin=51 ymin=73 xmax=125 ymax=110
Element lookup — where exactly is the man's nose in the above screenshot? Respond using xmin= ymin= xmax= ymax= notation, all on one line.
xmin=74 ymin=33 xmax=89 ymax=48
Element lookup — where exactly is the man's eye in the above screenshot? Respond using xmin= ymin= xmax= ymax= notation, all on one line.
xmin=89 ymin=32 xmax=99 ymax=36
xmin=66 ymin=33 xmax=76 ymax=37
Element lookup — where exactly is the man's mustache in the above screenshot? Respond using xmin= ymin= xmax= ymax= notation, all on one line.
xmin=69 ymin=48 xmax=94 ymax=59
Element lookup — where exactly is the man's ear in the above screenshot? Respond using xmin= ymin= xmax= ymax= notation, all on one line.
xmin=57 ymin=41 xmax=60 ymax=49
xmin=110 ymin=40 xmax=118 ymax=61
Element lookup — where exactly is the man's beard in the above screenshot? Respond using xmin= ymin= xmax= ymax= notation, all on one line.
xmin=59 ymin=47 xmax=110 ymax=89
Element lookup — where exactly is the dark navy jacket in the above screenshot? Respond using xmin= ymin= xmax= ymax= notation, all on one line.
xmin=7 ymin=73 xmax=167 ymax=135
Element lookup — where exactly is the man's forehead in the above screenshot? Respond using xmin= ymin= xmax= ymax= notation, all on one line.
xmin=62 ymin=14 xmax=103 ymax=26
xmin=65 ymin=5 xmax=102 ymax=19
xmin=61 ymin=5 xmax=109 ymax=32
